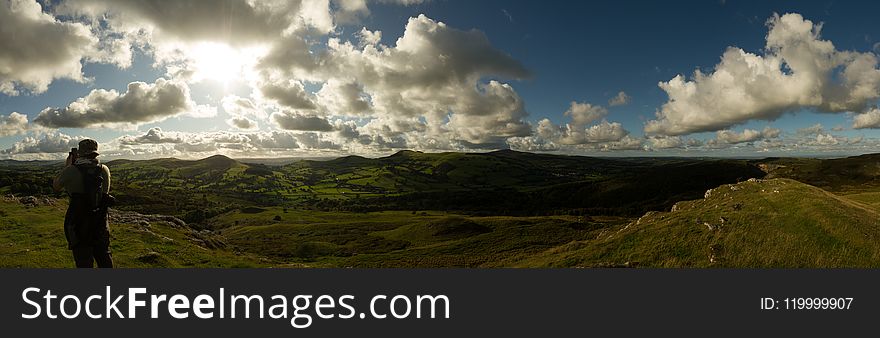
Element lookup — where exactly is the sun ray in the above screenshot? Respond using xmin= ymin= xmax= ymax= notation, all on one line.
xmin=187 ymin=42 xmax=264 ymax=89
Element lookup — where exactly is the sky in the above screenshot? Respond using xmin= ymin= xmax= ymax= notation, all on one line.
xmin=2 ymin=0 xmax=880 ymax=160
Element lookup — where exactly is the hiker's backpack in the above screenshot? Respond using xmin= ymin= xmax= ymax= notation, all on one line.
xmin=75 ymin=163 xmax=105 ymax=212
xmin=64 ymin=163 xmax=108 ymax=249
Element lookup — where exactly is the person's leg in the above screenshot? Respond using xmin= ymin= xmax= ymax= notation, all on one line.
xmin=93 ymin=216 xmax=113 ymax=268
xmin=93 ymin=246 xmax=113 ymax=268
xmin=71 ymin=247 xmax=94 ymax=268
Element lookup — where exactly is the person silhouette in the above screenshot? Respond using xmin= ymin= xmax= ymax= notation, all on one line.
xmin=53 ymin=139 xmax=114 ymax=268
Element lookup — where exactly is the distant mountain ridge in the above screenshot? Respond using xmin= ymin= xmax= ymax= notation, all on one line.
xmin=11 ymin=150 xmax=880 ymax=219
xmin=90 ymin=150 xmax=767 ymax=219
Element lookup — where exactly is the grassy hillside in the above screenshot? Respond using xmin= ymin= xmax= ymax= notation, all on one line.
xmin=758 ymin=154 xmax=880 ymax=192
xmin=0 ymin=197 xmax=273 ymax=268
xmin=518 ymin=179 xmax=880 ymax=267
xmin=204 ymin=206 xmax=628 ymax=267
xmin=0 ymin=195 xmax=629 ymax=268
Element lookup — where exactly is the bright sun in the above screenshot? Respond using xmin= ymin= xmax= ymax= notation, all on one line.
xmin=188 ymin=42 xmax=261 ymax=88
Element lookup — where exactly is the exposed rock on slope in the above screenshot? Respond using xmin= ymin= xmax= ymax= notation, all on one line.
xmin=109 ymin=209 xmax=227 ymax=250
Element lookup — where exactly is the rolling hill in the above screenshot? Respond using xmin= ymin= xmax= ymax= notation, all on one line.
xmin=4 ymin=151 xmax=880 ymax=268
xmin=96 ymin=151 xmax=768 ymax=221
xmin=757 ymin=153 xmax=880 ymax=192
xmin=275 ymin=150 xmax=766 ymax=215
xmin=517 ymin=178 xmax=880 ymax=268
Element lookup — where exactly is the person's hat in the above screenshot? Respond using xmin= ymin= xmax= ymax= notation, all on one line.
xmin=77 ymin=139 xmax=99 ymax=157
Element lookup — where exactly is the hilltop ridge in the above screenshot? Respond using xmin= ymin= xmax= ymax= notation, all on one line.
xmin=517 ymin=178 xmax=880 ymax=267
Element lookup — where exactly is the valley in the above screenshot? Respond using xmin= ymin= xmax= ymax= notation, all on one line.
xmin=2 ymin=150 xmax=880 ymax=268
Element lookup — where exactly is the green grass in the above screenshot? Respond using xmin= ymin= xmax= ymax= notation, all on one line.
xmin=215 ymin=207 xmax=626 ymax=267
xmin=0 ymin=199 xmax=274 ymax=268
xmin=346 ymin=215 xmax=622 ymax=267
xmin=0 ymin=198 xmax=629 ymax=268
xmin=840 ymin=191 xmax=880 ymax=208
xmin=516 ymin=179 xmax=880 ymax=268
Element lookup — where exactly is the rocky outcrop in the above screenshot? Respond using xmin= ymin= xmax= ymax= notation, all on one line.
xmin=4 ymin=194 xmax=58 ymax=207
xmin=109 ymin=209 xmax=186 ymax=228
xmin=109 ymin=209 xmax=226 ymax=250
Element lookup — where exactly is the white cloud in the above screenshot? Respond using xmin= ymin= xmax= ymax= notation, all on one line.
xmin=648 ymin=136 xmax=684 ymax=149
xmin=598 ymin=135 xmax=643 ymax=151
xmin=0 ymin=0 xmax=97 ymax=95
xmin=853 ymin=108 xmax=880 ymax=129
xmin=227 ymin=117 xmax=259 ymax=130
xmin=333 ymin=120 xmax=361 ymax=139
xmin=805 ymin=133 xmax=862 ymax=147
xmin=2 ymin=132 xmax=82 ymax=154
xmin=647 ymin=135 xmax=707 ymax=150
xmin=522 ymin=101 xmax=630 ymax=147
xmin=356 ymin=27 xmax=382 ymax=47
xmin=118 ymin=127 xmax=183 ymax=145
xmin=797 ymin=123 xmax=825 ymax=135
xmin=712 ymin=126 xmax=781 ymax=145
xmin=505 ymin=136 xmax=560 ymax=152
xmin=444 ymin=81 xmax=531 ymax=144
xmin=14 ymin=4 xmax=538 ymax=152
xmin=646 ymin=13 xmax=880 ymax=136
xmin=686 ymin=138 xmax=705 ymax=147
xmin=813 ymin=133 xmax=840 ymax=146
xmin=581 ymin=120 xmax=629 ymax=143
xmin=244 ymin=131 xmax=301 ymax=150
xmin=115 ymin=129 xmax=304 ymax=153
xmin=714 ymin=129 xmax=763 ymax=144
xmin=850 ymin=135 xmax=865 ymax=144
xmin=257 ymin=78 xmax=318 ymax=110
xmin=222 ymin=95 xmax=262 ymax=130
xmin=331 ymin=0 xmax=426 ymax=26
xmin=222 ymin=95 xmax=264 ymax=118
xmin=256 ymin=14 xmax=532 ymax=146
xmin=0 ymin=112 xmax=30 ymax=137
xmin=4 ymin=2 xmax=553 ymax=154
xmin=56 ymin=0 xmax=335 ymax=85
xmin=316 ymin=79 xmax=372 ymax=116
xmin=272 ymin=112 xmax=334 ymax=131
xmin=33 ymin=78 xmax=214 ymax=129
xmin=58 ymin=0 xmax=312 ymax=46
xmin=558 ymin=119 xmax=629 ymax=145
xmin=294 ymin=132 xmax=341 ymax=149
xmin=564 ymin=101 xmax=607 ymax=127
xmin=504 ymin=95 xmax=636 ymax=152
xmin=762 ymin=127 xmax=782 ymax=139
xmin=508 ymin=115 xmax=640 ymax=153
xmin=608 ymin=91 xmax=631 ymax=106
